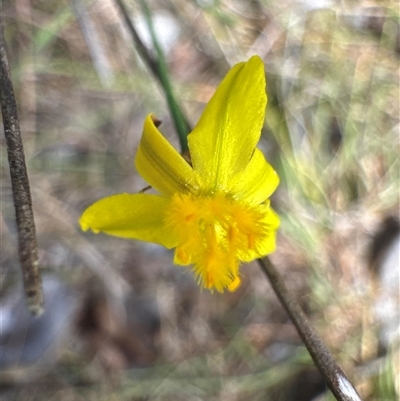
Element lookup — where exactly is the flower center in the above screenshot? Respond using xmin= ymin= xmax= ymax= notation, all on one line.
xmin=165 ymin=192 xmax=273 ymax=292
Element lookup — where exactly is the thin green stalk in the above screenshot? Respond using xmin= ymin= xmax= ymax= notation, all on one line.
xmin=139 ymin=0 xmax=189 ymax=151
xmin=114 ymin=0 xmax=190 ymax=152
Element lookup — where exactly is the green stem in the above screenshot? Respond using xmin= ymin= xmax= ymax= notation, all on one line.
xmin=139 ymin=0 xmax=189 ymax=151
xmin=114 ymin=0 xmax=190 ymax=152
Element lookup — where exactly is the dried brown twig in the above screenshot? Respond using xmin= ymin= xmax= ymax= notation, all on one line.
xmin=258 ymin=257 xmax=363 ymax=401
xmin=0 ymin=18 xmax=43 ymax=315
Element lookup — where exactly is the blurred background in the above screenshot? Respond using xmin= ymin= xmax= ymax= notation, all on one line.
xmin=1 ymin=0 xmax=399 ymax=400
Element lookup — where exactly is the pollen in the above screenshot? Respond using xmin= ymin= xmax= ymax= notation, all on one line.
xmin=165 ymin=192 xmax=274 ymax=292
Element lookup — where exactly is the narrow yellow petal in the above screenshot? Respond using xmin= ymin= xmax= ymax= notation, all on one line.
xmin=135 ymin=114 xmax=198 ymax=195
xmin=79 ymin=193 xmax=178 ymax=248
xmin=188 ymin=56 xmax=267 ymax=190
xmin=228 ymin=276 xmax=241 ymax=292
xmin=230 ymin=148 xmax=279 ymax=204
xmin=237 ymin=206 xmax=280 ymax=261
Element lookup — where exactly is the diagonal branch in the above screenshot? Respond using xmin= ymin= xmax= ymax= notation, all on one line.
xmin=0 ymin=19 xmax=43 ymax=315
xmin=258 ymin=257 xmax=363 ymax=401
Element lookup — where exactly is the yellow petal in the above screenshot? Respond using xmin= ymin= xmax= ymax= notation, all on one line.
xmin=238 ymin=206 xmax=280 ymax=261
xmin=230 ymin=148 xmax=279 ymax=204
xmin=188 ymin=56 xmax=267 ymax=191
xmin=228 ymin=276 xmax=241 ymax=292
xmin=135 ymin=114 xmax=198 ymax=195
xmin=79 ymin=193 xmax=178 ymax=248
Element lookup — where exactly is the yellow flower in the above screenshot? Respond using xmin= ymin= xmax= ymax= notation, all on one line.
xmin=80 ymin=56 xmax=279 ymax=292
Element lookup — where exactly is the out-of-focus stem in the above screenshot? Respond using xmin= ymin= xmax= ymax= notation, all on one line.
xmin=72 ymin=0 xmax=113 ymax=87
xmin=0 ymin=21 xmax=43 ymax=315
